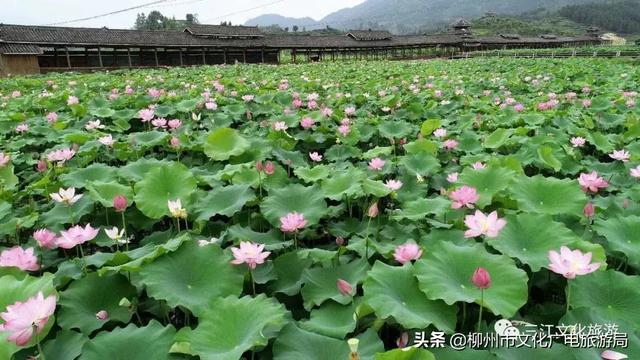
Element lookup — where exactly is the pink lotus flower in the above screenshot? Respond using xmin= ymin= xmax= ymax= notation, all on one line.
xmin=242 ymin=94 xmax=254 ymax=102
xmin=46 ymin=148 xmax=75 ymax=164
xmin=396 ymin=332 xmax=409 ymax=348
xmin=50 ymin=187 xmax=83 ymax=205
xmin=170 ymin=136 xmax=180 ymax=149
xmin=138 ymin=109 xmax=155 ymax=122
xmin=67 ymin=96 xmax=79 ymax=105
xmin=230 ymin=241 xmax=270 ymax=270
xmin=571 ymin=137 xmax=586 ymax=147
xmin=205 ymin=101 xmax=218 ymax=110
xmin=0 ymin=152 xmax=10 ymax=167
xmin=627 ymin=99 xmax=636 ymax=108
xmin=151 ymin=118 xmax=167 ymax=129
xmin=338 ymin=124 xmax=350 ymax=136
xmin=0 ymin=247 xmax=39 ymax=271
xmin=609 ymin=150 xmax=630 ymax=162
xmin=85 ymin=120 xmax=105 ymax=130
xmin=273 ymin=121 xmax=288 ymax=131
xmin=449 ymin=186 xmax=479 ymax=209
xmin=46 ymin=112 xmax=58 ymax=123
xmin=583 ymin=202 xmax=595 ymax=218
xmin=57 ymin=224 xmax=99 ymax=249
xmin=98 ymin=134 xmax=114 ymax=147
xmin=113 ymin=195 xmax=128 ymax=212
xmin=0 ymin=292 xmax=56 ymax=346
xmin=11 ymin=91 xmax=21 ymax=98
xmin=582 ymin=99 xmax=592 ymax=108
xmin=443 ymin=139 xmax=458 ymax=150
xmin=309 ymin=152 xmax=323 ymax=162
xmin=601 ymin=350 xmax=628 ymax=359
xmin=384 ymin=179 xmax=403 ymax=191
xmin=95 ymin=310 xmax=109 ymax=321
xmin=548 ymin=246 xmax=600 ymax=279
xmin=147 ymin=88 xmax=161 ymax=98
xmin=471 ymin=267 xmax=491 ymax=289
xmin=433 ymin=128 xmax=447 ymax=138
xmin=336 ymin=279 xmax=354 ymax=296
xmin=300 ymin=117 xmax=315 ymax=129
xmin=168 ymin=119 xmax=182 ymax=129
xmin=367 ymin=202 xmax=379 ymax=218
xmin=464 ymin=210 xmax=506 ymax=238
xmin=15 ymin=123 xmax=29 ymax=133
xmin=264 ymin=161 xmax=275 ymax=175
xmin=578 ymin=171 xmax=609 ymax=193
xmin=280 ymin=212 xmax=307 ymax=233
xmin=447 ymin=172 xmax=459 ymax=183
xmin=33 ymin=229 xmax=58 ymax=249
xmin=630 ymin=165 xmax=640 ymax=179
xmin=368 ymin=157 xmax=385 ymax=171
xmin=36 ymin=160 xmax=47 ymax=173
xmin=472 ymin=162 xmax=486 ymax=170
xmin=514 ymin=103 xmax=525 ymax=112
xmin=344 ymin=106 xmax=356 ymax=116
xmin=394 ymin=242 xmax=423 ymax=264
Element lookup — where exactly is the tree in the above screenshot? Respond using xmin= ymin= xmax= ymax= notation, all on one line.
xmin=293 ymin=25 xmax=299 ymax=32
xmin=186 ymin=13 xmax=199 ymax=25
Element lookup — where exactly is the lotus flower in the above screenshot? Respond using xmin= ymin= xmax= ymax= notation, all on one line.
xmin=138 ymin=108 xmax=155 ymax=122
xmin=0 ymin=292 xmax=57 ymax=346
xmin=67 ymin=96 xmax=79 ymax=105
xmin=279 ymin=212 xmax=307 ymax=233
xmin=571 ymin=137 xmax=586 ymax=147
xmin=609 ymin=150 xmax=630 ymax=162
xmin=33 ymin=229 xmax=58 ymax=249
xmin=273 ymin=121 xmax=288 ymax=131
xmin=583 ymin=202 xmax=595 ymax=218
xmin=443 ymin=139 xmax=458 ymax=150
xmin=168 ymin=119 xmax=182 ymax=129
xmin=46 ymin=148 xmax=75 ymax=164
xmin=464 ymin=210 xmax=507 ymax=238
xmin=95 ymin=310 xmax=109 ymax=321
xmin=578 ymin=171 xmax=609 ymax=193
xmin=630 ymin=165 xmax=640 ymax=179
xmin=105 ymin=227 xmax=126 ymax=244
xmin=447 ymin=172 xmax=459 ymax=183
xmin=15 ymin=123 xmax=29 ymax=133
xmin=264 ymin=161 xmax=275 ymax=175
xmin=471 ymin=267 xmax=491 ymax=289
xmin=548 ymin=246 xmax=600 ymax=279
xmin=337 ymin=279 xmax=354 ymax=296
xmin=57 ymin=224 xmax=99 ymax=249
xmin=601 ymin=350 xmax=628 ymax=359
xmin=309 ymin=152 xmax=323 ymax=162
xmin=50 ymin=187 xmax=83 ymax=205
xmin=368 ymin=157 xmax=385 ymax=171
xmin=85 ymin=120 xmax=105 ymax=130
xmin=98 ymin=134 xmax=114 ymax=146
xmin=433 ymin=128 xmax=447 ymax=138
xmin=113 ymin=195 xmax=128 ymax=212
xmin=230 ymin=241 xmax=270 ymax=270
xmin=449 ymin=186 xmax=479 ymax=209
xmin=0 ymin=247 xmax=39 ymax=271
xmin=300 ymin=117 xmax=315 ymax=129
xmin=45 ymin=112 xmax=58 ymax=123
xmin=472 ymin=162 xmax=486 ymax=170
xmin=168 ymin=199 xmax=187 ymax=219
xmin=0 ymin=152 xmax=10 ymax=167
xmin=393 ymin=242 xmax=423 ymax=264
xmin=384 ymin=179 xmax=403 ymax=191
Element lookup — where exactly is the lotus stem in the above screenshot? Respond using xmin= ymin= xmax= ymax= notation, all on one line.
xmin=477 ymin=289 xmax=484 ymax=332
xmin=566 ymin=280 xmax=571 ymax=313
xmin=35 ymin=326 xmax=45 ymax=360
xmin=121 ymin=212 xmax=128 ymax=252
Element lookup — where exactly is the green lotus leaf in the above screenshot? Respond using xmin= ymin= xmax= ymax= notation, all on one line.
xmin=301 ymin=260 xmax=369 ymax=310
xmin=511 ymin=175 xmax=587 ymax=216
xmin=363 ymin=261 xmax=457 ymax=332
xmin=117 ymin=158 xmax=164 ymax=182
xmin=414 ymin=241 xmax=528 ymax=318
xmin=191 ymin=295 xmax=288 ymax=360
xmin=260 ymin=183 xmax=328 ymax=227
xmin=299 ymin=301 xmax=357 ymax=339
xmin=321 ymin=169 xmax=365 ymax=200
xmin=379 ymin=120 xmax=414 ymax=139
xmin=176 ymin=99 xmax=199 ymax=113
xmin=570 ymin=270 xmax=640 ymax=326
xmin=420 ymin=119 xmax=441 ymax=136
xmin=90 ymin=107 xmax=115 ymax=118
xmin=375 ymin=348 xmax=436 ymax=360
xmin=458 ymin=165 xmax=515 ymax=208
xmin=401 ymin=154 xmax=440 ymax=176
xmin=133 ymin=161 xmax=197 ymax=219
xmin=138 ymin=241 xmax=243 ymax=316
xmin=58 ymin=273 xmax=136 ymax=334
xmin=203 ymin=128 xmax=250 ymax=161
xmin=484 ymin=128 xmax=512 ymax=149
xmin=593 ymin=215 xmax=640 ymax=269
xmin=271 ymin=251 xmax=313 ymax=295
xmin=537 ymin=145 xmax=563 ymax=171
xmin=489 ymin=213 xmax=605 ymax=272
xmin=0 ymin=164 xmax=19 ymax=190
xmin=130 ymin=131 xmax=169 ymax=148
xmin=42 ymin=330 xmax=88 ymax=360
xmin=86 ymin=181 xmax=134 ymax=208
xmin=194 ymin=184 xmax=255 ymax=219
xmin=361 ymin=179 xmax=393 ymax=197
xmin=391 ymin=197 xmax=450 ymax=221
xmin=80 ymin=320 xmax=176 ymax=360
xmin=272 ymin=324 xmax=384 ymax=360
xmin=60 ymin=163 xmax=118 ymax=188
xmin=0 ymin=273 xmax=56 ymax=359
xmin=40 ymin=196 xmax=94 ymax=227
xmin=294 ymin=165 xmax=332 ymax=183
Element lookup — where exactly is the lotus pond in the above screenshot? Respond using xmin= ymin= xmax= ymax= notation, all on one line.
xmin=0 ymin=57 xmax=639 ymax=359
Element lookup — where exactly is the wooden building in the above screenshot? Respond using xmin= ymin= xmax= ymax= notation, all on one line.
xmin=0 ymin=21 xmax=603 ymax=76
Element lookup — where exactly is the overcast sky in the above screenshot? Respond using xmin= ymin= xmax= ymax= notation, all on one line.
xmin=0 ymin=0 xmax=366 ymax=28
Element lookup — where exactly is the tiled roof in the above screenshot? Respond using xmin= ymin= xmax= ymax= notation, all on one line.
xmin=346 ymin=30 xmax=393 ymax=41
xmin=184 ymin=24 xmax=263 ymax=37
xmin=0 ymin=43 xmax=43 ymax=55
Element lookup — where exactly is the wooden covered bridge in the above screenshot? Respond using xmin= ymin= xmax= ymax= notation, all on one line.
xmin=0 ymin=20 xmax=603 ymax=76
